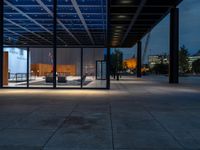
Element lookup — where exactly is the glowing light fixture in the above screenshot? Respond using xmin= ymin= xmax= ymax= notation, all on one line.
xmin=118 ymin=15 xmax=127 ymax=19
xmin=115 ymin=26 xmax=123 ymax=29
xmin=121 ymin=0 xmax=132 ymax=4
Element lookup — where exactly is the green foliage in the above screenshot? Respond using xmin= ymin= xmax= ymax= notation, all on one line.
xmin=192 ymin=59 xmax=200 ymax=73
xmin=110 ymin=49 xmax=123 ymax=80
xmin=179 ymin=45 xmax=190 ymax=73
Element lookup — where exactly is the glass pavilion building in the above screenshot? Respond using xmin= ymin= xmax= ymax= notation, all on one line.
xmin=0 ymin=0 xmax=182 ymax=89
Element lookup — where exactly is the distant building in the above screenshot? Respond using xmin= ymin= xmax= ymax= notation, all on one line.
xmin=189 ymin=51 xmax=200 ymax=70
xmin=123 ymin=56 xmax=150 ymax=73
xmin=148 ymin=55 xmax=169 ymax=68
xmin=123 ymin=57 xmax=137 ymax=70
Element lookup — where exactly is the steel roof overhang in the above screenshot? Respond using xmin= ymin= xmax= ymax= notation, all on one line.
xmin=3 ymin=0 xmax=107 ymax=47
xmin=3 ymin=0 xmax=182 ymax=48
xmin=109 ymin=0 xmax=183 ymax=48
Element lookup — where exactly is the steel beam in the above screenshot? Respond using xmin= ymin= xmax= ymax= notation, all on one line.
xmin=169 ymin=8 xmax=179 ymax=83
xmin=5 ymin=12 xmax=106 ymax=15
xmin=101 ymin=0 xmax=106 ymax=45
xmin=81 ymin=48 xmax=83 ymax=88
xmin=106 ymin=0 xmax=110 ymax=89
xmin=53 ymin=0 xmax=57 ymax=88
xmin=5 ymin=18 xmax=52 ymax=44
xmin=106 ymin=47 xmax=110 ymax=89
xmin=5 ymin=1 xmax=52 ymax=33
xmin=137 ymin=41 xmax=142 ymax=78
xmin=4 ymin=28 xmax=40 ymax=44
xmin=0 ymin=0 xmax=3 ymax=88
xmin=4 ymin=0 xmax=67 ymax=45
xmin=27 ymin=47 xmax=29 ymax=88
xmin=4 ymin=5 xmax=105 ymax=8
xmin=71 ymin=0 xmax=95 ymax=45
xmin=120 ymin=0 xmax=147 ymax=46
xmin=35 ymin=0 xmax=81 ymax=45
xmin=5 ymin=18 xmax=105 ymax=21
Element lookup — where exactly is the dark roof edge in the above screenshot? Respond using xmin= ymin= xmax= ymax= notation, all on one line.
xmin=129 ymin=0 xmax=183 ymax=48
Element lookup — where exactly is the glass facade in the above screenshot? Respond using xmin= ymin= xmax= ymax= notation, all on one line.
xmin=0 ymin=0 xmax=184 ymax=87
xmin=0 ymin=0 xmax=109 ymax=89
xmin=2 ymin=47 xmax=108 ymax=88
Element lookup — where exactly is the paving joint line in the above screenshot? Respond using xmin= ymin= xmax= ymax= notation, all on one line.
xmin=41 ymin=103 xmax=79 ymax=149
xmin=143 ymin=105 xmax=187 ymax=150
xmin=109 ymin=102 xmax=115 ymax=150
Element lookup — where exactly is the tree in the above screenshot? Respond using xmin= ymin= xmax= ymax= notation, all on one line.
xmin=110 ymin=49 xmax=123 ymax=80
xmin=179 ymin=45 xmax=190 ymax=73
xmin=192 ymin=59 xmax=200 ymax=73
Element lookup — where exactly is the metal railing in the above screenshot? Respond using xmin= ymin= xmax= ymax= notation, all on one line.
xmin=9 ymin=73 xmax=36 ymax=82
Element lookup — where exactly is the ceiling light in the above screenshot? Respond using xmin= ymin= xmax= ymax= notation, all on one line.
xmin=118 ymin=15 xmax=127 ymax=19
xmin=115 ymin=29 xmax=123 ymax=32
xmin=113 ymin=32 xmax=121 ymax=35
xmin=121 ymin=0 xmax=132 ymax=4
xmin=115 ymin=26 xmax=123 ymax=29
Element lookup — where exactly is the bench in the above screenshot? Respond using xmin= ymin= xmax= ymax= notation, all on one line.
xmin=58 ymin=75 xmax=67 ymax=83
xmin=45 ymin=75 xmax=53 ymax=83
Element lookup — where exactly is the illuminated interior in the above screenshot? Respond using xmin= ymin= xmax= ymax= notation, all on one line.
xmin=2 ymin=0 xmax=108 ymax=88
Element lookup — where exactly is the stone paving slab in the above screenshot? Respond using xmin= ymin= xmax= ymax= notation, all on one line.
xmin=8 ymin=113 xmax=66 ymax=130
xmin=45 ymin=130 xmax=113 ymax=149
xmin=0 ymin=76 xmax=199 ymax=150
xmin=0 ymin=146 xmax=42 ymax=150
xmin=44 ymin=148 xmax=112 ymax=150
xmin=114 ymin=130 xmax=183 ymax=149
xmin=0 ymin=129 xmax=53 ymax=147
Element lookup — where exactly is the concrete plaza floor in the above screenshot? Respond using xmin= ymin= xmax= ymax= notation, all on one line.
xmin=0 ymin=76 xmax=200 ymax=150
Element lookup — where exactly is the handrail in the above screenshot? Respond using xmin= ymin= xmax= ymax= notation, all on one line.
xmin=9 ymin=73 xmax=36 ymax=82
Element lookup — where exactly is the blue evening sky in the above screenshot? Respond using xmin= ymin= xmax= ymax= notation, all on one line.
xmin=117 ymin=0 xmax=200 ymax=60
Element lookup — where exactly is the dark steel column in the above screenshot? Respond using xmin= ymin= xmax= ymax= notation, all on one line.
xmin=169 ymin=8 xmax=179 ymax=83
xmin=106 ymin=0 xmax=110 ymax=89
xmin=0 ymin=0 xmax=3 ymax=88
xmin=106 ymin=48 xmax=110 ymax=89
xmin=53 ymin=0 xmax=57 ymax=88
xmin=137 ymin=41 xmax=142 ymax=78
xmin=80 ymin=48 xmax=83 ymax=88
xmin=27 ymin=47 xmax=29 ymax=88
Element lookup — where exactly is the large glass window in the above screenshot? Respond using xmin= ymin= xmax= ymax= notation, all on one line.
xmin=83 ymin=48 xmax=107 ymax=88
xmin=3 ymin=47 xmax=28 ymax=87
xmin=29 ymin=48 xmax=53 ymax=88
xmin=56 ymin=48 xmax=81 ymax=88
xmin=3 ymin=0 xmax=54 ymax=88
xmin=2 ymin=0 xmax=108 ymax=89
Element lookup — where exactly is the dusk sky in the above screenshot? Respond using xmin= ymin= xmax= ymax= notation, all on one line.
xmin=119 ymin=0 xmax=200 ymax=60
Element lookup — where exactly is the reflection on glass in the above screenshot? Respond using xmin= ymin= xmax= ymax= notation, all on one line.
xmin=56 ymin=48 xmax=81 ymax=88
xmin=2 ymin=0 xmax=108 ymax=89
xmin=97 ymin=60 xmax=107 ymax=80
xmin=83 ymin=48 xmax=107 ymax=88
xmin=3 ymin=0 xmax=54 ymax=88
xmin=29 ymin=48 xmax=53 ymax=87
xmin=3 ymin=47 xmax=28 ymax=87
